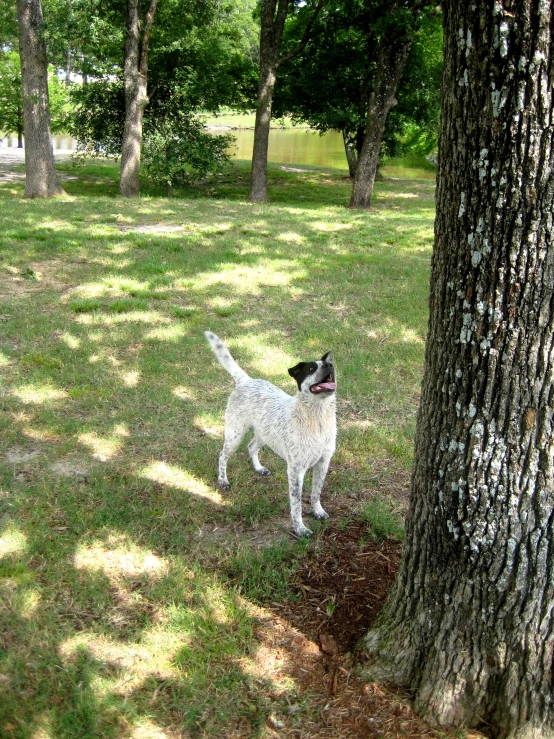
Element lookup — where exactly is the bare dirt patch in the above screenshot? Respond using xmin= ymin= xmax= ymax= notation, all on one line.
xmin=4 ymin=446 xmax=41 ymax=465
xmin=50 ymin=456 xmax=90 ymax=479
xmin=196 ymin=516 xmax=293 ymax=550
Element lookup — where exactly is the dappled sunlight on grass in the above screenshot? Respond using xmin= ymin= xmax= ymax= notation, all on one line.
xmin=144 ymin=324 xmax=187 ymax=342
xmin=11 ymin=383 xmax=69 ymax=405
xmin=173 ymin=385 xmax=196 ymax=401
xmin=192 ymin=414 xmax=224 ymax=438
xmin=190 ymin=259 xmax=308 ymax=295
xmin=277 ymin=231 xmax=305 ymax=244
xmin=74 ymin=533 xmax=170 ymax=580
xmin=78 ymin=429 xmax=126 ymax=461
xmin=120 ymin=369 xmax=141 ymax=387
xmin=58 ymin=629 xmax=183 ymax=689
xmin=59 ymin=332 xmax=81 ymax=349
xmin=140 ymin=461 xmax=227 ymax=505
xmin=76 ymin=310 xmax=171 ymax=325
xmin=0 ymin=523 xmax=28 ymax=559
xmin=68 ymin=276 xmax=154 ymax=299
xmin=310 ymin=220 xmax=353 ymax=232
xmin=230 ymin=334 xmax=297 ymax=380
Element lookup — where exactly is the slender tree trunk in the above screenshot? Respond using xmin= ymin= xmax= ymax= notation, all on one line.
xmin=249 ymin=0 xmax=323 ymax=203
xmin=342 ymin=130 xmax=358 ymax=178
xmin=119 ymin=0 xmax=157 ymax=198
xmin=360 ymin=3 xmax=554 ymax=737
xmin=17 ymin=100 xmax=23 ymax=147
xmin=349 ymin=32 xmax=412 ymax=208
xmin=250 ymin=60 xmax=278 ymax=202
xmin=249 ymin=0 xmax=286 ymax=203
xmin=65 ymin=47 xmax=71 ymax=86
xmin=16 ymin=0 xmax=63 ymax=198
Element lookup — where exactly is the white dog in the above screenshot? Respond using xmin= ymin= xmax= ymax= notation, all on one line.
xmin=205 ymin=331 xmax=337 ymax=536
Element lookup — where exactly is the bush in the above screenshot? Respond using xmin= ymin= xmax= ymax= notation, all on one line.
xmin=142 ymin=117 xmax=235 ymax=189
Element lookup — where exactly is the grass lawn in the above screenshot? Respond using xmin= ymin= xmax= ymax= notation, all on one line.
xmin=0 ymin=159 xmax=435 ymax=738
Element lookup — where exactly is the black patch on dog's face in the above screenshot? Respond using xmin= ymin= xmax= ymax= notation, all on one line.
xmin=288 ymin=361 xmax=318 ymax=390
xmin=288 ymin=353 xmax=336 ymax=394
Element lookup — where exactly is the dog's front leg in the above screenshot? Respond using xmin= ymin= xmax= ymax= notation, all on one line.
xmin=311 ymin=456 xmax=331 ymax=521
xmin=288 ymin=467 xmax=312 ymax=537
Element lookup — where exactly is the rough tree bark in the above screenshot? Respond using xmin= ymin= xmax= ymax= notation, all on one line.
xmin=349 ymin=27 xmax=412 ymax=208
xmin=119 ymin=0 xmax=157 ymax=198
xmin=249 ymin=0 xmax=323 ymax=203
xmin=16 ymin=0 xmax=64 ymax=198
xmin=360 ymin=3 xmax=554 ymax=738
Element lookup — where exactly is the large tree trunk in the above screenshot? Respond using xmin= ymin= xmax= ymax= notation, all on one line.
xmin=360 ymin=3 xmax=554 ymax=738
xmin=16 ymin=0 xmax=63 ymax=198
xmin=349 ymin=31 xmax=412 ymax=208
xmin=119 ymin=0 xmax=157 ymax=198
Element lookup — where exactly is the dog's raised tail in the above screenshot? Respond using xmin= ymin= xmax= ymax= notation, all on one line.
xmin=204 ymin=331 xmax=249 ymax=383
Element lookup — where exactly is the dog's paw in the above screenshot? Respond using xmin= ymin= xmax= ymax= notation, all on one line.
xmin=312 ymin=507 xmax=329 ymax=521
xmin=255 ymin=467 xmax=271 ymax=477
xmin=217 ymin=479 xmax=230 ymax=490
xmin=293 ymin=525 xmax=313 ymax=538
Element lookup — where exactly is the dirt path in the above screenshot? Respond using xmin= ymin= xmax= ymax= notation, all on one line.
xmin=0 ymin=146 xmax=73 ymax=183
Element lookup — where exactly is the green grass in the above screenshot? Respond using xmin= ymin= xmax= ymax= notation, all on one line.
xmin=360 ymin=499 xmax=405 ymax=541
xmin=0 ymin=157 xmax=434 ymax=737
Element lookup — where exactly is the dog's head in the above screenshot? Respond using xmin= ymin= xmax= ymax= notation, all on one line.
xmin=288 ymin=351 xmax=336 ymax=397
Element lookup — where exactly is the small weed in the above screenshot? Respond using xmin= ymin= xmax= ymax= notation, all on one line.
xmin=173 ymin=306 xmax=196 ymax=318
xmin=360 ymin=499 xmax=405 ymax=542
xmin=19 ymin=266 xmax=37 ymax=280
xmin=109 ymin=298 xmax=148 ymax=313
xmin=69 ymin=298 xmax=103 ymax=312
xmin=21 ymin=352 xmax=63 ymax=369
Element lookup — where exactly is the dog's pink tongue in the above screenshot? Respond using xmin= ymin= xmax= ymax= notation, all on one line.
xmin=315 ymin=382 xmax=336 ymax=392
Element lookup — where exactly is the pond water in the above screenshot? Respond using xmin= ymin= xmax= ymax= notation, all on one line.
xmin=1 ymin=129 xmax=436 ymax=180
xmin=227 ymin=127 xmax=436 ymax=180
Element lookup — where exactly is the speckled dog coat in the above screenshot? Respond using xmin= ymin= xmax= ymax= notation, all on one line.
xmin=204 ymin=331 xmax=337 ymax=537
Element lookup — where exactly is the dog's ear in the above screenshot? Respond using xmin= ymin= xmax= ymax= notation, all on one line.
xmin=321 ymin=351 xmax=333 ymax=363
xmin=288 ymin=362 xmax=305 ymax=379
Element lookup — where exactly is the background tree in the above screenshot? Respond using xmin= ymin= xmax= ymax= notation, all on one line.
xmin=273 ymin=0 xmax=441 ymax=178
xmin=63 ymin=0 xmax=257 ymax=190
xmin=0 ymin=50 xmax=71 ymax=147
xmin=249 ymin=0 xmax=323 ymax=203
xmin=348 ymin=0 xmax=436 ymax=208
xmin=16 ymin=0 xmax=64 ymax=197
xmin=360 ymin=2 xmax=554 ymax=736
xmin=0 ymin=51 xmax=24 ymax=147
xmin=119 ymin=0 xmax=158 ymax=197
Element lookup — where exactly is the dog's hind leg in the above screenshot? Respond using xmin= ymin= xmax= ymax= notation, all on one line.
xmin=310 ymin=456 xmax=331 ymax=520
xmin=287 ymin=467 xmax=312 ymax=537
xmin=218 ymin=418 xmax=248 ymax=490
xmin=248 ymin=435 xmax=271 ymax=477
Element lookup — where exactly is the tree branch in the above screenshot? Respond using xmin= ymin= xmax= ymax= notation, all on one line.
xmin=139 ymin=0 xmax=158 ymax=75
xmin=277 ymin=0 xmax=325 ymax=68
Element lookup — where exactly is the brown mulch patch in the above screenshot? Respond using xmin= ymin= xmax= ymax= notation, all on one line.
xmin=273 ymin=521 xmax=401 ymax=653
xmin=251 ymin=522 xmax=487 ymax=738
